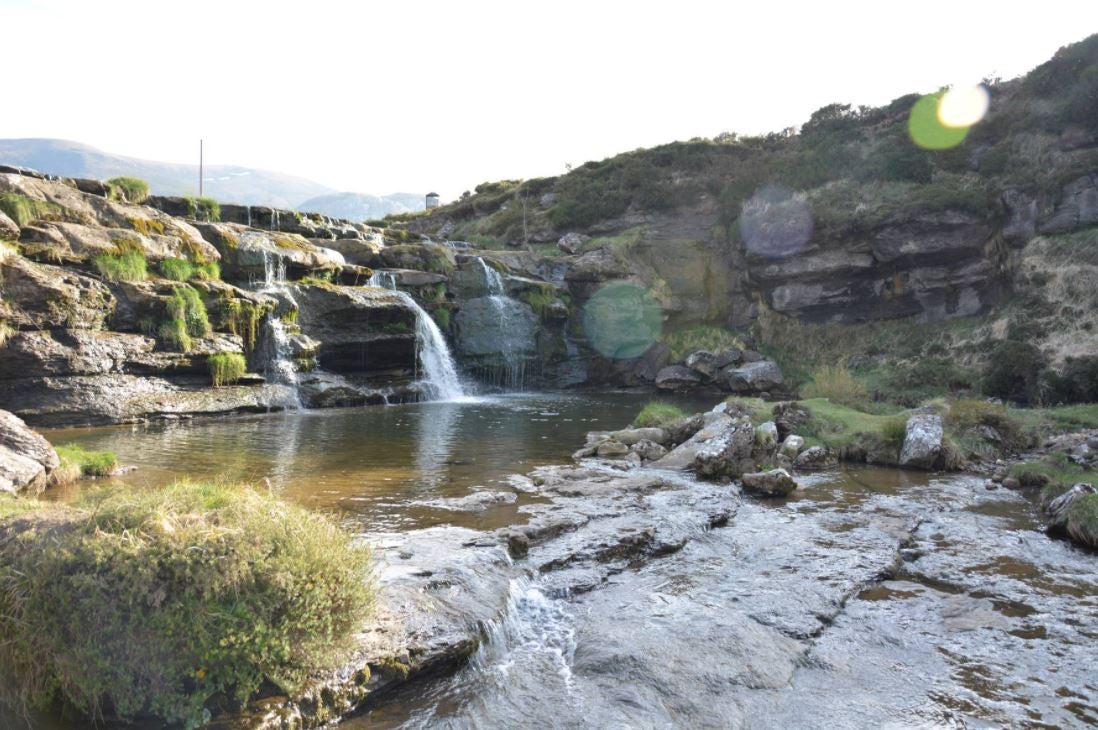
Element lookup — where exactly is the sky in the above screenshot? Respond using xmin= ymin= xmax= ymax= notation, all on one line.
xmin=3 ymin=0 xmax=1097 ymax=200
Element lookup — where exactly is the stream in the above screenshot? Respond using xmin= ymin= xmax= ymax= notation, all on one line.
xmin=37 ymin=393 xmax=1098 ymax=728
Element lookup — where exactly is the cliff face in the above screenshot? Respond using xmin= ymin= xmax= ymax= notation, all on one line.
xmin=401 ymin=35 xmax=1098 ymax=371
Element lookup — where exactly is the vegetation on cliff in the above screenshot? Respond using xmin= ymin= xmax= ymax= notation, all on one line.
xmin=208 ymin=352 xmax=247 ymax=387
xmin=0 ymin=481 xmax=375 ymax=727
xmin=105 ymin=176 xmax=150 ymax=204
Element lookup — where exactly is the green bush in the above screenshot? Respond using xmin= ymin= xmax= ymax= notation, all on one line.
xmin=1040 ymin=356 xmax=1098 ymax=404
xmin=208 ymin=352 xmax=247 ymax=387
xmin=92 ymin=249 xmax=147 ymax=282
xmin=801 ymin=364 xmax=868 ymax=406
xmin=106 ymin=176 xmax=150 ymax=204
xmin=634 ymin=401 xmax=687 ymax=428
xmin=52 ymin=444 xmax=118 ymax=481
xmin=0 ymin=481 xmax=375 ymax=727
xmin=983 ymin=340 xmax=1046 ymax=404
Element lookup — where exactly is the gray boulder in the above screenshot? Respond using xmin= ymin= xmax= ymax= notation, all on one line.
xmin=631 ymin=439 xmax=668 ymax=462
xmin=793 ymin=445 xmax=837 ymax=470
xmin=899 ymin=413 xmax=944 ymax=469
xmin=755 ymin=421 xmax=779 ymax=448
xmin=779 ymin=434 xmax=805 ymax=459
xmin=0 ymin=210 xmax=19 ymax=239
xmin=685 ymin=350 xmax=721 ymax=379
xmin=596 ymin=440 xmax=630 ymax=459
xmin=741 ymin=468 xmax=798 ymax=497
xmin=654 ymin=414 xmax=755 ymax=479
xmin=655 ymin=365 xmax=703 ymax=391
xmin=0 ymin=409 xmax=59 ymax=495
xmin=1044 ymin=483 xmax=1097 ymax=548
xmin=723 ymin=360 xmax=784 ymax=393
xmin=612 ymin=427 xmax=669 ymax=446
xmin=557 ymin=232 xmax=589 ymax=254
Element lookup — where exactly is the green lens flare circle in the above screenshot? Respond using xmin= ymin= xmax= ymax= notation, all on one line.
xmin=908 ymin=93 xmax=969 ymax=150
xmin=582 ymin=281 xmax=662 ymax=359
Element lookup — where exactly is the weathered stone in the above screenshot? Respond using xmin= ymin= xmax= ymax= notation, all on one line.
xmin=655 ymin=414 xmax=756 ymax=479
xmin=655 ymin=365 xmax=703 ymax=391
xmin=0 ymin=409 xmax=59 ymax=494
xmin=793 ymin=445 xmax=838 ymax=470
xmin=723 ymin=360 xmax=784 ymax=393
xmin=779 ymin=434 xmax=805 ymax=459
xmin=665 ymin=413 xmax=705 ymax=446
xmin=0 ymin=255 xmax=114 ymax=330
xmin=685 ymin=350 xmax=721 ymax=379
xmin=611 ymin=427 xmax=668 ymax=446
xmin=453 ymin=297 xmax=539 ymax=375
xmin=0 ymin=210 xmax=19 ymax=239
xmin=741 ymin=468 xmax=798 ymax=497
xmin=596 ymin=440 xmax=630 ymax=458
xmin=899 ymin=413 xmax=943 ymax=470
xmin=773 ymin=402 xmax=810 ymax=440
xmin=557 ymin=232 xmax=589 ymax=254
xmin=1002 ymin=477 xmax=1022 ymax=490
xmin=631 ymin=439 xmax=668 ymax=462
xmin=755 ymin=421 xmax=779 ymax=448
xmin=1044 ymin=482 xmax=1097 ymax=548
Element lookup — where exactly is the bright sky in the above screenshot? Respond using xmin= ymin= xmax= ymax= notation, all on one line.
xmin=3 ymin=0 xmax=1096 ymax=199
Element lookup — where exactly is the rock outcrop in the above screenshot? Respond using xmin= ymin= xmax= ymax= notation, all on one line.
xmin=0 ymin=410 xmax=59 ymax=494
xmin=899 ymin=413 xmax=944 ymax=469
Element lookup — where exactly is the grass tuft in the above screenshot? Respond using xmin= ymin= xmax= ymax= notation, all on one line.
xmin=801 ymin=364 xmax=868 ymax=406
xmin=0 ymin=481 xmax=375 ymax=727
xmin=106 ymin=176 xmax=150 ymax=204
xmin=53 ymin=443 xmax=118 ymax=479
xmin=208 ymin=352 xmax=247 ymax=387
xmin=634 ymin=401 xmax=687 ymax=428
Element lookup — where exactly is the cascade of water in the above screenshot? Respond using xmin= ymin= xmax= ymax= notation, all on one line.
xmin=476 ymin=257 xmax=525 ymax=390
xmin=472 ymin=577 xmax=576 ymax=683
xmin=271 ymin=209 xmax=280 ymax=232
xmin=254 ymin=249 xmax=301 ymax=407
xmin=368 ymin=270 xmax=465 ymax=401
xmin=246 ymin=205 xmax=252 ymax=228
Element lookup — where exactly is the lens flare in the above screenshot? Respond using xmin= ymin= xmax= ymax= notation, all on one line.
xmin=582 ymin=281 xmax=662 ymax=359
xmin=908 ymin=92 xmax=969 ymax=150
xmin=740 ymin=185 xmax=813 ymax=259
xmin=938 ymin=84 xmax=990 ymax=128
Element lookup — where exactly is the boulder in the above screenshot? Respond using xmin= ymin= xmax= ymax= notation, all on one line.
xmin=0 ymin=210 xmax=19 ymax=239
xmin=557 ymin=232 xmax=589 ymax=254
xmin=741 ymin=468 xmax=798 ymax=497
xmin=665 ymin=413 xmax=705 ymax=446
xmin=793 ymin=445 xmax=838 ymax=470
xmin=631 ymin=439 xmax=668 ymax=462
xmin=899 ymin=413 xmax=944 ymax=470
xmin=755 ymin=421 xmax=779 ymax=448
xmin=0 ymin=409 xmax=59 ymax=494
xmin=596 ymin=440 xmax=630 ymax=459
xmin=655 ymin=365 xmax=703 ymax=391
xmin=611 ymin=427 xmax=668 ymax=446
xmin=685 ymin=350 xmax=721 ymax=379
xmin=654 ymin=414 xmax=755 ymax=479
xmin=714 ymin=347 xmax=744 ymax=369
xmin=1044 ymin=483 xmax=1097 ymax=548
xmin=723 ymin=360 xmax=784 ymax=393
xmin=773 ymin=402 xmax=810 ymax=440
xmin=779 ymin=435 xmax=805 ymax=459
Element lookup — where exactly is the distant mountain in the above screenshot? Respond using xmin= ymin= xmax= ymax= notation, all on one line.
xmin=297 ymin=191 xmax=425 ymax=222
xmin=0 ymin=138 xmax=424 ymax=218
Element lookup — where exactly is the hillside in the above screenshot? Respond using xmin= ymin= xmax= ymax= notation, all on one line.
xmin=392 ymin=33 xmax=1098 ymax=401
xmin=0 ymin=139 xmax=425 ymax=219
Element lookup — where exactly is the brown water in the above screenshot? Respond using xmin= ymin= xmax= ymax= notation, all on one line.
xmin=42 ymin=391 xmax=715 ymax=532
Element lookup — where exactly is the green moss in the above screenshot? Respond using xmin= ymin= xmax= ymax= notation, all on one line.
xmin=53 ymin=443 xmax=118 ymax=479
xmin=105 ymin=176 xmax=150 ymax=204
xmin=634 ymin=401 xmax=687 ymax=428
xmin=519 ymin=286 xmax=559 ymax=321
xmin=0 ymin=194 xmax=63 ymax=228
xmin=184 ymin=196 xmax=221 ymax=222
xmin=218 ymin=297 xmax=269 ymax=352
xmin=382 ymin=322 xmax=411 ymax=335
xmin=0 ymin=481 xmax=375 ymax=727
xmin=208 ymin=352 xmax=247 ymax=387
xmin=160 ymin=285 xmax=211 ymax=352
xmin=1011 ymin=452 xmax=1090 ymax=489
xmin=127 ymin=216 xmax=166 ymax=237
xmin=431 ymin=308 xmax=452 ymax=331
xmin=158 ymin=258 xmax=220 ymax=282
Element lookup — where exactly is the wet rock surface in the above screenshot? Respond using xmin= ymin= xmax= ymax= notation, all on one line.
xmin=0 ymin=409 xmax=59 ymax=494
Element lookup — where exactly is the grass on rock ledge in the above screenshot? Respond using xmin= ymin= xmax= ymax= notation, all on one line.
xmin=634 ymin=401 xmax=687 ymax=428
xmin=52 ymin=443 xmax=118 ymax=484
xmin=0 ymin=481 xmax=375 ymax=728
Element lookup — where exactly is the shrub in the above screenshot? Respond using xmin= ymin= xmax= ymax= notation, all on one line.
xmin=106 ymin=176 xmax=150 ymax=204
xmin=802 ymin=364 xmax=868 ymax=406
xmin=208 ymin=352 xmax=247 ymax=387
xmin=52 ymin=443 xmax=118 ymax=480
xmin=92 ymin=249 xmax=147 ymax=282
xmin=1040 ymin=356 xmax=1098 ymax=404
xmin=0 ymin=481 xmax=375 ymax=727
xmin=634 ymin=401 xmax=687 ymax=428
xmin=983 ymin=340 xmax=1046 ymax=404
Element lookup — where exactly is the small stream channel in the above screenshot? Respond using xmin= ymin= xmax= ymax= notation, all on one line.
xmin=34 ymin=392 xmax=1098 ymax=728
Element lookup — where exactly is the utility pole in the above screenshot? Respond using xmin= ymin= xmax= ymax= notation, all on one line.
xmin=199 ymin=139 xmax=204 ymax=197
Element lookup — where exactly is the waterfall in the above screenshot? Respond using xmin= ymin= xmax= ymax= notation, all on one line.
xmin=246 ymin=205 xmax=252 ymax=228
xmin=254 ymin=249 xmax=301 ymax=408
xmin=477 ymin=257 xmax=526 ymax=390
xmin=368 ymin=270 xmax=466 ymax=401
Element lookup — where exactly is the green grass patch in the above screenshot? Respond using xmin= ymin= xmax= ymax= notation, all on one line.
xmin=105 ymin=176 xmax=150 ymax=204
xmin=92 ymin=247 xmax=147 ymax=282
xmin=160 ymin=285 xmax=211 ymax=352
xmin=1013 ymin=452 xmax=1091 ymax=490
xmin=158 ymin=258 xmax=221 ymax=282
xmin=53 ymin=443 xmax=118 ymax=479
xmin=634 ymin=401 xmax=687 ymax=428
xmin=208 ymin=352 xmax=247 ymax=387
xmin=431 ymin=308 xmax=452 ymax=331
xmin=0 ymin=193 xmax=63 ymax=228
xmin=726 ymin=397 xmax=773 ymax=424
xmin=184 ymin=196 xmax=221 ymax=222
xmin=663 ymin=324 xmax=744 ymax=362
xmin=801 ymin=364 xmax=868 ymax=406
xmin=217 ymin=297 xmax=269 ymax=352
xmin=0 ymin=481 xmax=375 ymax=727
xmin=797 ymin=398 xmax=909 ymax=456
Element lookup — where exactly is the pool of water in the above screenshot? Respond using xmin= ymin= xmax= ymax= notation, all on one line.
xmin=43 ymin=391 xmax=716 ymax=532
